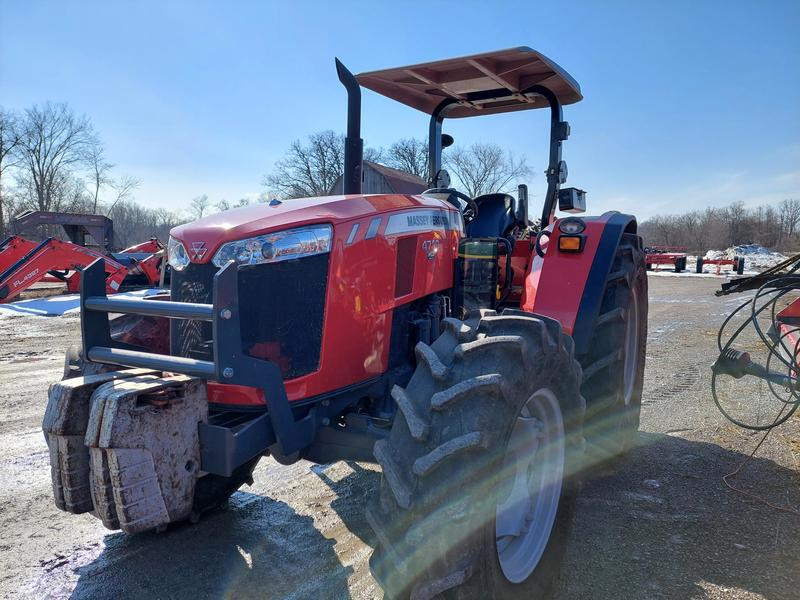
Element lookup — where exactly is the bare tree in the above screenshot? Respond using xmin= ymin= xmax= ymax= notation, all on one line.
xmin=444 ymin=142 xmax=530 ymax=197
xmin=108 ymin=199 xmax=184 ymax=248
xmin=385 ymin=138 xmax=428 ymax=179
xmin=264 ymin=130 xmax=383 ymax=199
xmin=86 ymin=141 xmax=113 ymax=213
xmin=189 ymin=194 xmax=211 ymax=219
xmin=56 ymin=174 xmax=92 ymax=212
xmin=779 ymin=199 xmax=800 ymax=241
xmin=721 ymin=201 xmax=749 ymax=246
xmin=639 ymin=201 xmax=800 ymax=253
xmin=364 ymin=146 xmax=384 ymax=164
xmin=106 ymin=174 xmax=140 ymax=215
xmin=15 ymin=103 xmax=96 ymax=212
xmin=0 ymin=109 xmax=21 ymax=234
xmin=264 ymin=131 xmax=344 ymax=198
xmin=678 ymin=212 xmax=702 ymax=248
xmin=651 ymin=215 xmax=678 ymax=247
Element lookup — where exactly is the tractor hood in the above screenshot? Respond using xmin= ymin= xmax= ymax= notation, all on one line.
xmin=170 ymin=193 xmax=451 ymax=264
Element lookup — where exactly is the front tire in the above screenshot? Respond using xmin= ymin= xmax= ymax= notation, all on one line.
xmin=367 ymin=310 xmax=584 ymax=599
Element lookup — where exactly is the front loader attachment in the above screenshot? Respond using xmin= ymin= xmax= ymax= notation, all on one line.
xmin=0 ymin=236 xmax=38 ymax=273
xmin=0 ymin=237 xmax=128 ymax=302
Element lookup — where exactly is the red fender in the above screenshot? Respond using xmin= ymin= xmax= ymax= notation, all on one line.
xmin=522 ymin=211 xmax=637 ymax=355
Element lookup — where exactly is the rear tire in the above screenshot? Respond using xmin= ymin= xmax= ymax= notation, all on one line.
xmin=736 ymin=256 xmax=745 ymax=275
xmin=579 ymin=233 xmax=648 ymax=463
xmin=367 ymin=310 xmax=584 ymax=599
xmin=696 ymin=257 xmax=704 ymax=273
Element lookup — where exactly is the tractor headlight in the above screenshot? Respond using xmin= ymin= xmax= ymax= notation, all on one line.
xmin=167 ymin=236 xmax=190 ymax=271
xmin=211 ymin=224 xmax=332 ymax=268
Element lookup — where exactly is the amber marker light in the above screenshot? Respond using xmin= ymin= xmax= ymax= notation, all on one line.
xmin=558 ymin=235 xmax=584 ymax=252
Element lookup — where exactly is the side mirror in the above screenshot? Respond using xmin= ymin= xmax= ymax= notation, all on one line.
xmin=441 ymin=134 xmax=454 ymax=149
xmin=434 ymin=169 xmax=451 ymax=188
xmin=516 ymin=184 xmax=529 ymax=227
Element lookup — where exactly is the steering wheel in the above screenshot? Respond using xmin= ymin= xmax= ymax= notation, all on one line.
xmin=423 ymin=188 xmax=479 ymax=224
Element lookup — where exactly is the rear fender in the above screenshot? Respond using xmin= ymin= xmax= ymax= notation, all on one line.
xmin=521 ymin=211 xmax=637 ymax=355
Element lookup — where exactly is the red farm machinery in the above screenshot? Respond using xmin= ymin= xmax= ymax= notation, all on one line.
xmin=645 ymin=245 xmax=688 ymax=272
xmin=0 ymin=211 xmax=165 ymax=302
xmin=42 ymin=48 xmax=648 ymax=598
xmin=712 ymin=254 xmax=800 ymax=438
xmin=697 ymin=253 xmax=746 ymax=275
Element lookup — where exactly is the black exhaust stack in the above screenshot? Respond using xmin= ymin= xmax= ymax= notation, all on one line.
xmin=335 ymin=59 xmax=363 ymax=195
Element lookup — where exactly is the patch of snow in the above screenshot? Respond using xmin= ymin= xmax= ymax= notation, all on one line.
xmin=0 ymin=288 xmax=165 ymax=318
xmin=648 ymin=269 xmax=725 ymax=278
xmin=704 ymin=244 xmax=787 ymax=271
xmin=703 ymin=250 xmax=725 ymax=261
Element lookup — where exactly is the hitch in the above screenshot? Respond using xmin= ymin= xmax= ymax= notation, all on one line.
xmin=712 ymin=348 xmax=796 ymax=388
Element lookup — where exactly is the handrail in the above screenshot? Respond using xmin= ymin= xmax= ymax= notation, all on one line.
xmin=78 ymin=258 xmax=317 ymax=459
xmin=84 ymin=296 xmax=214 ymax=320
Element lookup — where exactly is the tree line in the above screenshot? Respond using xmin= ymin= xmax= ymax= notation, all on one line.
xmin=638 ymin=200 xmax=800 ymax=253
xmin=5 ymin=104 xmax=792 ymax=254
xmin=0 ymin=103 xmax=186 ymax=247
xmin=263 ymin=130 xmax=530 ymax=199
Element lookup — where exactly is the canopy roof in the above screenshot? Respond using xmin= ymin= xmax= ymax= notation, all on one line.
xmin=356 ymin=47 xmax=582 ymax=119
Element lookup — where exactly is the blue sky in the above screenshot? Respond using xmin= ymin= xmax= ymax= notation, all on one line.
xmin=1 ymin=0 xmax=798 ymax=220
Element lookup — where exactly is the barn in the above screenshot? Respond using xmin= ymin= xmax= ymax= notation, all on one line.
xmin=329 ymin=161 xmax=427 ymax=195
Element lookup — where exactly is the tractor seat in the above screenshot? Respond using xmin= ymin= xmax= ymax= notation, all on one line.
xmin=465 ymin=193 xmax=519 ymax=239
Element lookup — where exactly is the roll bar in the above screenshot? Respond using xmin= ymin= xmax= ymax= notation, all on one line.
xmin=428 ymin=85 xmax=567 ymax=227
xmin=336 ymin=59 xmax=571 ymax=227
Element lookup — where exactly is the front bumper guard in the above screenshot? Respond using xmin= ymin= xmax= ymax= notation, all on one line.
xmin=80 ymin=258 xmax=316 ymax=476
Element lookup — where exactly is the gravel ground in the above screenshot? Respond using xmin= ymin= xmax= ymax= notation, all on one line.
xmin=0 ymin=276 xmax=798 ymax=599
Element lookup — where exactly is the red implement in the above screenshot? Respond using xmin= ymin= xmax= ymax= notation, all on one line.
xmin=0 ymin=237 xmax=128 ymax=302
xmin=0 ymin=236 xmax=38 ymax=274
xmin=775 ymin=296 xmax=800 ymax=367
xmin=645 ymin=245 xmax=688 ymax=272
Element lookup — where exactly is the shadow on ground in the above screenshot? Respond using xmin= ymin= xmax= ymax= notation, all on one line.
xmin=26 ymin=433 xmax=799 ymax=600
xmin=564 ymin=432 xmax=800 ymax=600
xmin=61 ymin=495 xmax=350 ymax=600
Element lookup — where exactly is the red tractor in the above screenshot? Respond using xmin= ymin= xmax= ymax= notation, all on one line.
xmin=43 ymin=47 xmax=647 ymax=598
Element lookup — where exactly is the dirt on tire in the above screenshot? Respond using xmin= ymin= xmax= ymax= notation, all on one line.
xmin=368 ymin=309 xmax=584 ymax=599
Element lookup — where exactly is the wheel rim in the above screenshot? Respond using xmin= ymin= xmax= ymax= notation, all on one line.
xmin=495 ymin=388 xmax=565 ymax=583
xmin=623 ymin=285 xmax=640 ymax=405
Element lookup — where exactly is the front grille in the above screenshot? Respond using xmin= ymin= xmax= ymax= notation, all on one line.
xmin=170 ymin=255 xmax=329 ymax=380
xmin=238 ymin=254 xmax=328 ymax=379
xmin=170 ymin=262 xmax=217 ymax=361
